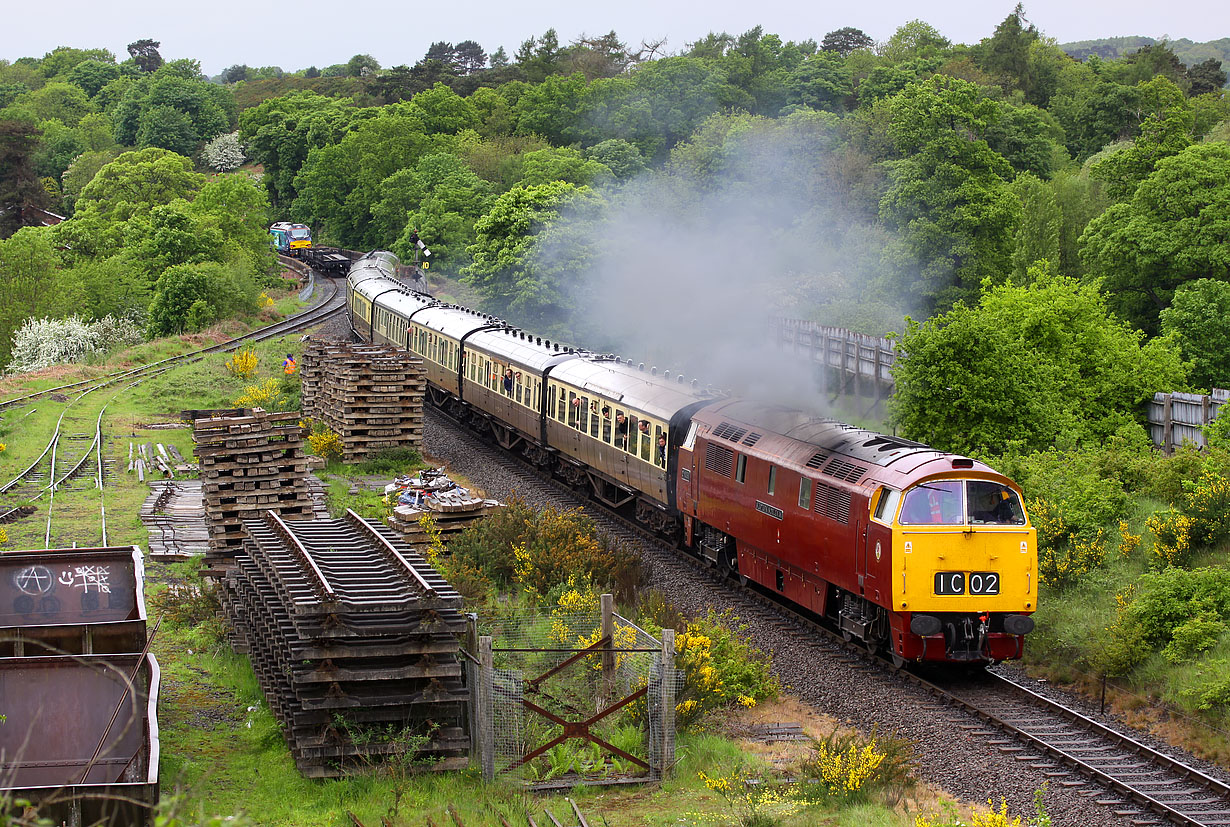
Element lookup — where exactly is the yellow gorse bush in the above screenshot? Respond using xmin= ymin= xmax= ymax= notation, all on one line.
xmin=1038 ymin=528 xmax=1106 ymax=588
xmin=1147 ymin=509 xmax=1194 ymax=567
xmin=307 ymin=427 xmax=343 ymax=461
xmin=1118 ymin=520 xmax=1141 ymax=557
xmin=259 ymin=291 xmax=275 ymax=309
xmin=225 ymin=348 xmax=258 ymax=378
xmin=810 ymin=739 xmax=886 ymax=799
xmin=916 ymin=798 xmax=1024 ymax=827
xmin=0 ymin=527 xmax=8 ymax=545
xmin=698 ymin=769 xmax=799 ymax=823
xmin=234 ymin=377 xmax=286 ymax=410
xmin=418 ymin=513 xmax=446 ymax=566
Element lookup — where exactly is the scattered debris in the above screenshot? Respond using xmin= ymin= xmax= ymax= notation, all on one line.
xmin=384 ymin=468 xmax=504 ymax=545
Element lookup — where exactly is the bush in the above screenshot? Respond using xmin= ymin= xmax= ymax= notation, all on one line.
xmin=225 ymin=347 xmax=258 ymax=378
xmin=1162 ymin=615 xmax=1226 ymax=663
xmin=234 ymin=377 xmax=286 ymax=410
xmin=1180 ymin=469 xmax=1230 ymax=547
xmin=793 ymin=731 xmax=899 ymax=805
xmin=447 ymin=498 xmax=641 ymax=602
xmin=1122 ymin=567 xmax=1230 ymax=648
xmin=1038 ymin=528 xmax=1107 ymax=589
xmin=6 ymin=313 xmax=144 ymax=373
xmin=1147 ymin=510 xmax=1195 ymax=567
xmin=202 ymin=131 xmax=245 ymax=172
xmin=674 ymin=610 xmax=779 ymax=730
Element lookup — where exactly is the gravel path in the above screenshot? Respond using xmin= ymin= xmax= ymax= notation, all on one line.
xmin=422 ymin=409 xmax=1137 ymax=826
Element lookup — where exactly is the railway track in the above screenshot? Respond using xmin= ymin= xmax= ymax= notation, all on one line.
xmin=423 ymin=404 xmax=1230 ymax=826
xmin=0 ymin=259 xmax=345 ymax=546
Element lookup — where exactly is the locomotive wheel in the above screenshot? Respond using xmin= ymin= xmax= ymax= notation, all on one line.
xmin=889 ymin=650 xmax=906 ymax=669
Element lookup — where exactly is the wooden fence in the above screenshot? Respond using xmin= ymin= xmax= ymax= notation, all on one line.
xmin=1149 ymin=389 xmax=1228 ymax=451
xmin=770 ymin=318 xmax=897 ymax=410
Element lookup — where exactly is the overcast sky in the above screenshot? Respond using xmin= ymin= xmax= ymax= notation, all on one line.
xmin=5 ymin=0 xmax=1228 ymax=76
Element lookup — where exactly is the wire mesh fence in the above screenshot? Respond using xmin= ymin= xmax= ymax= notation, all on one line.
xmin=466 ymin=598 xmax=680 ymax=788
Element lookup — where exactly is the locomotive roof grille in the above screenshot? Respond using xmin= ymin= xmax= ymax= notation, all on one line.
xmin=805 ymin=451 xmax=828 ymax=469
xmin=712 ymin=422 xmax=749 ymax=444
xmin=823 ymin=457 xmax=867 ymax=483
xmin=742 ymin=433 xmax=762 ymax=447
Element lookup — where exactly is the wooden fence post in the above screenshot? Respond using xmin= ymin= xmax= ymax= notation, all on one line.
xmin=600 ymin=593 xmax=615 ymax=707
xmin=1162 ymin=394 xmax=1174 ymax=454
xmin=479 ymin=635 xmax=495 ymax=781
xmin=659 ymin=628 xmax=676 ymax=779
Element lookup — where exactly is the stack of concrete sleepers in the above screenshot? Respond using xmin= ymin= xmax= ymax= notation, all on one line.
xmin=189 ymin=408 xmax=313 ymax=572
xmin=221 ymin=509 xmax=469 ymax=778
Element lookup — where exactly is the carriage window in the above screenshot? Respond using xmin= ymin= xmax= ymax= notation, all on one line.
xmin=614 ymin=409 xmax=629 ymax=450
xmin=655 ymin=425 xmax=667 ymax=468
xmin=900 ymin=481 xmax=963 ymax=525
xmin=641 ymin=429 xmax=651 ymax=462
xmin=547 ymin=386 xmax=556 ymax=419
xmin=601 ymin=405 xmax=612 ymax=444
xmin=559 ymin=387 xmax=568 ymax=422
xmin=590 ymin=401 xmax=600 ymax=438
xmin=735 ymin=454 xmax=747 ymax=482
xmin=799 ymin=477 xmax=812 ymax=510
xmin=569 ymin=393 xmax=580 ymax=428
xmin=767 ymin=465 xmax=777 ymax=496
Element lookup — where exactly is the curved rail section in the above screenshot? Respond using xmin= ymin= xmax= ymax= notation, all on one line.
xmin=424 ymin=405 xmax=1230 ymax=827
xmin=924 ymin=671 xmax=1230 ymax=826
xmin=0 ymin=261 xmax=345 ymax=545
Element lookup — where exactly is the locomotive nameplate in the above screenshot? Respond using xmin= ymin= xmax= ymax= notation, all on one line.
xmin=755 ymin=501 xmax=784 ymax=521
xmin=933 ymin=571 xmax=1000 ymax=596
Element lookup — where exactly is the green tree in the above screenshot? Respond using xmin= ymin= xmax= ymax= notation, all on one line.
xmin=136 ymin=104 xmax=197 ymax=155
xmin=0 ymin=120 xmax=49 ymax=237
xmin=879 ymin=20 xmax=951 ymax=62
xmin=463 ymin=180 xmax=579 ymax=307
xmin=238 ymin=91 xmax=357 ymax=208
xmin=126 ymin=39 xmax=163 ymax=74
xmin=1161 ymin=280 xmax=1230 ymax=391
xmin=65 ymin=59 xmax=121 ymax=98
xmin=784 ymin=51 xmax=852 ymax=112
xmin=75 ymin=147 xmax=205 ymax=223
xmin=516 ymin=147 xmax=612 ymax=187
xmin=1080 ymin=142 xmax=1230 ymax=333
xmin=146 ymin=261 xmax=256 ymax=336
xmin=821 ymin=27 xmax=874 ymax=57
xmin=0 ymin=227 xmax=66 ymax=365
xmin=891 ymin=270 xmax=1187 ymax=453
xmin=403 ymin=83 xmax=480 ymax=133
xmin=12 ymin=81 xmax=94 ymax=126
xmin=1008 ymin=172 xmax=1061 ymax=282
xmin=879 ymin=76 xmax=1019 ymax=308
xmin=1089 ymin=76 xmax=1194 ymax=200
xmin=586 ymin=139 xmax=645 ymax=180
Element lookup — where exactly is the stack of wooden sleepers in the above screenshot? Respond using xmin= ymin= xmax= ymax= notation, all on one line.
xmin=188 ymin=407 xmax=313 ymax=572
xmin=221 ymin=509 xmax=469 ymax=778
xmin=301 ymin=338 xmax=426 ymax=464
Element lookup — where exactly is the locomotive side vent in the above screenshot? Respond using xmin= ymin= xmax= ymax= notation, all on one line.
xmin=704 ymin=442 xmax=734 ymax=478
xmin=712 ymin=422 xmax=749 ymax=444
xmin=814 ymin=482 xmax=852 ymax=524
xmin=742 ymin=432 xmax=762 ymax=447
xmin=823 ymin=457 xmax=867 ymax=483
xmin=805 ymin=451 xmax=828 ymax=469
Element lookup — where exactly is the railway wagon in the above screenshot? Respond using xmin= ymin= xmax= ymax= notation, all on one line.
xmin=347 ymin=252 xmax=1038 ymax=665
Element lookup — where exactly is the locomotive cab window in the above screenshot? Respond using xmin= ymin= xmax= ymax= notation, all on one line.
xmin=872 ymin=488 xmax=901 ymax=524
xmin=900 ymin=481 xmax=962 ymax=525
xmin=967 ymin=481 xmax=1026 ymax=525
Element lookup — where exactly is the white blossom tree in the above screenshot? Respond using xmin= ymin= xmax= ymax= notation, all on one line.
xmin=202 ymin=131 xmax=246 ymax=173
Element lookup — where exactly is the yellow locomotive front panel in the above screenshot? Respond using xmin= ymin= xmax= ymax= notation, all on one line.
xmin=891 ymin=477 xmax=1037 ymax=615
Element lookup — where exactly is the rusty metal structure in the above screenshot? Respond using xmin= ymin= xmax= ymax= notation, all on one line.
xmin=221 ymin=510 xmax=469 ymax=777
xmin=0 ymin=546 xmax=159 ymax=825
